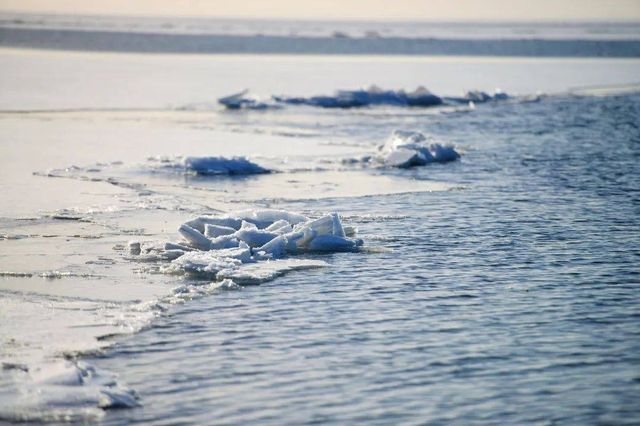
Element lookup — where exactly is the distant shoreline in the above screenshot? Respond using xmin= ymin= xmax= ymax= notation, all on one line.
xmin=1 ymin=27 xmax=639 ymax=57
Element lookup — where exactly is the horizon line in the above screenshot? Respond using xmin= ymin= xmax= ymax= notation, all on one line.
xmin=2 ymin=10 xmax=640 ymax=25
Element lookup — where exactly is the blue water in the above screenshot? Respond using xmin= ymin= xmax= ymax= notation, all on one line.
xmin=85 ymin=93 xmax=640 ymax=424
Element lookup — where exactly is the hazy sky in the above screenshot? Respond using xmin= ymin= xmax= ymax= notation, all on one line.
xmin=1 ymin=0 xmax=640 ymax=21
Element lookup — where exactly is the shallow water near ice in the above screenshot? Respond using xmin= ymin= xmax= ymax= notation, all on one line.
xmin=1 ymin=47 xmax=640 ymax=424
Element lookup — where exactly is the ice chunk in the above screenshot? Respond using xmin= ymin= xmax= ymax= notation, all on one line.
xmin=4 ymin=360 xmax=141 ymax=420
xmin=204 ymin=224 xmax=236 ymax=238
xmin=233 ymin=221 xmax=279 ymax=248
xmin=209 ymin=234 xmax=241 ymax=250
xmin=429 ymin=143 xmax=460 ymax=163
xmin=161 ymin=210 xmax=364 ymax=284
xmin=307 ymin=235 xmax=357 ymax=252
xmin=258 ymin=235 xmax=288 ymax=258
xmin=232 ymin=209 xmax=308 ymax=228
xmin=274 ymin=230 xmax=302 ymax=253
xmin=296 ymin=213 xmax=345 ymax=238
xmin=384 ymin=147 xmax=432 ymax=168
xmin=405 ymin=86 xmax=444 ymax=107
xmin=464 ymin=90 xmax=492 ymax=103
xmin=183 ymin=156 xmax=270 ymax=176
xmin=343 ymin=225 xmax=358 ymax=237
xmin=163 ymin=249 xmax=186 ymax=260
xmin=265 ymin=219 xmax=293 ymax=234
xmin=145 ymin=155 xmax=271 ymax=176
xmin=185 ymin=210 xmax=307 ymax=235
xmin=184 ymin=216 xmax=242 ymax=233
xmin=164 ymin=242 xmax=194 ymax=252
xmin=493 ymin=89 xmax=509 ymax=101
xmin=377 ymin=130 xmax=460 ymax=168
xmin=218 ymin=90 xmax=278 ymax=110
xmin=302 ymin=214 xmax=334 ymax=237
xmin=178 ymin=224 xmax=212 ymax=251
xmin=444 ymin=89 xmax=510 ymax=104
xmin=332 ymin=213 xmax=346 ymax=238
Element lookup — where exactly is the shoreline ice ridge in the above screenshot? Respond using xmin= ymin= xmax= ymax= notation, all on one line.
xmin=219 ymin=86 xmax=510 ymax=110
xmin=131 ymin=209 xmax=363 ymax=284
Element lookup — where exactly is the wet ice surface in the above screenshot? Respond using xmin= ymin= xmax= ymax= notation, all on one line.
xmin=1 ymin=51 xmax=640 ymax=424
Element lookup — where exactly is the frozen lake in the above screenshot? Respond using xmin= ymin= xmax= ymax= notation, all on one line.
xmin=1 ymin=22 xmax=639 ymax=424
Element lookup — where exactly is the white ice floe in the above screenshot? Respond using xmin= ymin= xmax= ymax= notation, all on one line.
xmin=376 ymin=130 xmax=460 ymax=168
xmin=138 ymin=209 xmax=363 ymax=284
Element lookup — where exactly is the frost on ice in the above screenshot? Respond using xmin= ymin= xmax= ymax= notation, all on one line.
xmin=135 ymin=209 xmax=363 ymax=285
